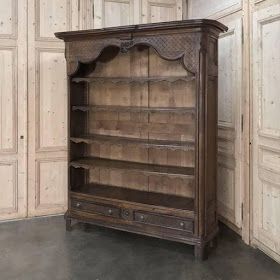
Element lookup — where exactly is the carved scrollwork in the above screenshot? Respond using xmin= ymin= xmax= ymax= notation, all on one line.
xmin=65 ymin=33 xmax=201 ymax=76
xmin=120 ymin=39 xmax=135 ymax=53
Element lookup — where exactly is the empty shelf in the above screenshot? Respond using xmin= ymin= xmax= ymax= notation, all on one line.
xmin=70 ymin=157 xmax=194 ymax=177
xmin=72 ymin=105 xmax=195 ymax=114
xmin=70 ymin=134 xmax=195 ymax=151
xmin=72 ymin=76 xmax=195 ymax=84
xmin=71 ymin=183 xmax=194 ymax=212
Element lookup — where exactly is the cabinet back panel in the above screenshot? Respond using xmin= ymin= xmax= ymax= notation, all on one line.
xmin=88 ymin=168 xmax=195 ymax=198
xmin=83 ymin=46 xmax=196 ymax=197
xmin=88 ymin=142 xmax=195 ymax=167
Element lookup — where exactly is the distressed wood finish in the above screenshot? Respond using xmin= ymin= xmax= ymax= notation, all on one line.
xmin=56 ymin=19 xmax=227 ymax=260
xmin=251 ymin=1 xmax=280 ymax=263
xmin=0 ymin=0 xmax=28 ymax=220
xmin=91 ymin=0 xmax=183 ymax=28
xmin=27 ymin=0 xmax=80 ymax=216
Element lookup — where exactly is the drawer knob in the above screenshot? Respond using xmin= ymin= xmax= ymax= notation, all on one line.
xmin=123 ymin=210 xmax=130 ymax=216
xmin=108 ymin=209 xmax=113 ymax=215
xmin=140 ymin=215 xmax=145 ymax=221
xmin=76 ymin=202 xmax=81 ymax=208
xmin=180 ymin=222 xmax=185 ymax=228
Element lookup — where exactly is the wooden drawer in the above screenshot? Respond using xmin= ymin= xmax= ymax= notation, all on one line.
xmin=134 ymin=211 xmax=193 ymax=233
xmin=71 ymin=199 xmax=120 ymax=218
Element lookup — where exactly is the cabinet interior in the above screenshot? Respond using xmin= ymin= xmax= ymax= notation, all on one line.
xmin=70 ymin=45 xmax=197 ymax=210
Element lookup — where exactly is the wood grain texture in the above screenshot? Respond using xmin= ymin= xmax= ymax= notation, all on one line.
xmin=251 ymin=2 xmax=280 ymax=263
xmin=56 ymin=19 xmax=227 ymax=260
xmin=0 ymin=0 xmax=27 ymax=221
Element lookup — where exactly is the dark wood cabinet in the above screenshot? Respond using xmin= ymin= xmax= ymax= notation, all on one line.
xmin=55 ymin=19 xmax=227 ymax=260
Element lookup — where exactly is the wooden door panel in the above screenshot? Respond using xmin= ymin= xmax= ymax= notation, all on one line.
xmin=93 ymin=0 xmax=139 ymax=28
xmin=252 ymin=3 xmax=280 ymax=262
xmin=0 ymin=47 xmax=17 ymax=152
xmin=93 ymin=0 xmax=183 ymax=28
xmin=141 ymin=0 xmax=182 ymax=23
xmin=0 ymin=0 xmax=27 ymax=220
xmin=0 ymin=162 xmax=17 ymax=215
xmin=36 ymin=0 xmax=71 ymax=40
xmin=28 ymin=0 xmax=79 ymax=216
xmin=36 ymin=50 xmax=67 ymax=151
xmin=0 ymin=0 xmax=16 ymax=37
xmin=188 ymin=0 xmax=242 ymax=19
xmin=217 ymin=17 xmax=243 ymax=230
xmin=35 ymin=159 xmax=67 ymax=210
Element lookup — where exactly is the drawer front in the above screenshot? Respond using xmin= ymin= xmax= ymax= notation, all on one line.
xmin=72 ymin=200 xmax=120 ymax=218
xmin=134 ymin=211 xmax=193 ymax=233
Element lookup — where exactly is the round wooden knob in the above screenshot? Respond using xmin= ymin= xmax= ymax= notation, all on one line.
xmin=140 ymin=215 xmax=145 ymax=220
xmin=180 ymin=222 xmax=185 ymax=228
xmin=124 ymin=210 xmax=129 ymax=216
xmin=108 ymin=209 xmax=113 ymax=215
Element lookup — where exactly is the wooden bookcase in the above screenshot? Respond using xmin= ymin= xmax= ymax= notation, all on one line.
xmin=55 ymin=20 xmax=227 ymax=260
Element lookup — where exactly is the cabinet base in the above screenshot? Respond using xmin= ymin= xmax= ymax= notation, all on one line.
xmin=65 ymin=211 xmax=218 ymax=260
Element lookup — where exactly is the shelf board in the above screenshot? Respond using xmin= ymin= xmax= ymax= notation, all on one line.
xmin=71 ymin=183 xmax=194 ymax=212
xmin=72 ymin=76 xmax=195 ymax=84
xmin=70 ymin=157 xmax=194 ymax=177
xmin=72 ymin=105 xmax=195 ymax=114
xmin=70 ymin=134 xmax=195 ymax=151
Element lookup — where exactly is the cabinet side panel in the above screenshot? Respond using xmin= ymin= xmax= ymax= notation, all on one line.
xmin=205 ymin=37 xmax=219 ymax=236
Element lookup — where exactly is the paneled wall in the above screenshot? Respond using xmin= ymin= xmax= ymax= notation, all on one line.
xmin=188 ymin=0 xmax=242 ymax=19
xmin=0 ymin=0 xmax=279 ymax=264
xmin=27 ymin=0 xmax=79 ymax=216
xmin=251 ymin=0 xmax=280 ymax=263
xmin=0 ymin=0 xmax=27 ymax=220
xmin=93 ymin=0 xmax=183 ymax=27
xmin=25 ymin=0 xmax=182 ymax=218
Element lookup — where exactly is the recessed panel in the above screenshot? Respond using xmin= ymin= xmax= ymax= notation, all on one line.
xmin=37 ymin=50 xmax=67 ymax=150
xmin=0 ymin=162 xmax=16 ymax=213
xmin=262 ymin=182 xmax=280 ymax=236
xmin=0 ymin=48 xmax=16 ymax=151
xmin=218 ymin=31 xmax=235 ymax=126
xmin=150 ymin=5 xmax=177 ymax=23
xmin=36 ymin=159 xmax=67 ymax=208
xmin=189 ymin=0 xmax=241 ymax=18
xmin=104 ymin=0 xmax=131 ymax=27
xmin=0 ymin=0 xmax=14 ymax=36
xmin=261 ymin=18 xmax=280 ymax=134
xmin=217 ymin=164 xmax=235 ymax=211
xmin=260 ymin=147 xmax=280 ymax=174
xmin=37 ymin=0 xmax=68 ymax=39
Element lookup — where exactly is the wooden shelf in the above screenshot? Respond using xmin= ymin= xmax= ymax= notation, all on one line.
xmin=70 ymin=157 xmax=194 ymax=177
xmin=72 ymin=105 xmax=195 ymax=114
xmin=70 ymin=134 xmax=195 ymax=151
xmin=71 ymin=183 xmax=194 ymax=212
xmin=72 ymin=76 xmax=195 ymax=84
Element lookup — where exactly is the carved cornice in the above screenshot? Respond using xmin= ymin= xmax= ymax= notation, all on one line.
xmin=65 ymin=33 xmax=201 ymax=76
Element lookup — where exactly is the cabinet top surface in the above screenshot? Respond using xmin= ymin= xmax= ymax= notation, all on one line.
xmin=55 ymin=19 xmax=227 ymax=41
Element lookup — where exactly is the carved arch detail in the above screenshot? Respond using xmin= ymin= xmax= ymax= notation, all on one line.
xmin=66 ymin=33 xmax=201 ymax=76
